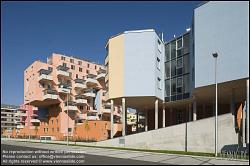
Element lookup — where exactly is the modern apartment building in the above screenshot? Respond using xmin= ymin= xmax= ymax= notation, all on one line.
xmin=1 ymin=104 xmax=20 ymax=135
xmin=17 ymin=53 xmax=122 ymax=140
xmin=105 ymin=1 xmax=249 ymax=147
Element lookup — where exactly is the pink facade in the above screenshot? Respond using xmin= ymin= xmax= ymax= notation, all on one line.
xmin=19 ymin=104 xmax=39 ymax=127
xmin=23 ymin=53 xmax=121 ymax=138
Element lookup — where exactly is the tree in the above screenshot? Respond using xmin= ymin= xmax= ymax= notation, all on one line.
xmin=84 ymin=120 xmax=90 ymax=141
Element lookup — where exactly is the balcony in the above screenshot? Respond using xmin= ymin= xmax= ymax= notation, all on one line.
xmin=96 ymin=69 xmax=106 ymax=80
xmin=43 ymin=89 xmax=58 ymax=100
xmin=64 ymin=101 xmax=78 ymax=112
xmin=38 ymin=69 xmax=53 ymax=82
xmin=102 ymin=109 xmax=111 ymax=114
xmin=16 ymin=125 xmax=24 ymax=129
xmin=86 ymin=74 xmax=98 ymax=87
xmin=74 ymin=79 xmax=87 ymax=89
xmin=57 ymin=65 xmax=70 ymax=77
xmin=86 ymin=111 xmax=98 ymax=120
xmin=58 ymin=83 xmax=71 ymax=94
xmin=75 ymin=95 xmax=88 ymax=105
xmin=30 ymin=119 xmax=41 ymax=123
xmin=83 ymin=89 xmax=96 ymax=98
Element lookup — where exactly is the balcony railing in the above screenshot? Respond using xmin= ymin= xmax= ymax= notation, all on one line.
xmin=74 ymin=79 xmax=87 ymax=89
xmin=58 ymin=83 xmax=71 ymax=94
xmin=97 ymin=69 xmax=106 ymax=80
xmin=43 ymin=89 xmax=58 ymax=100
xmin=38 ymin=69 xmax=53 ymax=82
xmin=83 ymin=89 xmax=96 ymax=98
xmin=75 ymin=96 xmax=88 ymax=105
xmin=57 ymin=65 xmax=70 ymax=77
xmin=16 ymin=125 xmax=24 ymax=129
xmin=64 ymin=101 xmax=78 ymax=111
xmin=30 ymin=119 xmax=41 ymax=123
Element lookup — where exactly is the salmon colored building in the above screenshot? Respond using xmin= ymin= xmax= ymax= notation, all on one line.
xmin=18 ymin=53 xmax=122 ymax=141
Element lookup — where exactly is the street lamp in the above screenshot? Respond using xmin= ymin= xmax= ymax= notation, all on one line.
xmin=212 ymin=52 xmax=218 ymax=157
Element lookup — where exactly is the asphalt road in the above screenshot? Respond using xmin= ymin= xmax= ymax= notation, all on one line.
xmin=1 ymin=144 xmax=164 ymax=165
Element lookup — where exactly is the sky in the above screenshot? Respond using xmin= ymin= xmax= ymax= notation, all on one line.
xmin=1 ymin=1 xmax=201 ymax=106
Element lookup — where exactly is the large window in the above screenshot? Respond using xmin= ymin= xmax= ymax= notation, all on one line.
xmin=165 ymin=79 xmax=170 ymax=97
xmin=165 ymin=44 xmax=170 ymax=61
xmin=165 ymin=62 xmax=170 ymax=78
xmin=171 ymin=78 xmax=176 ymax=94
xmin=183 ymin=34 xmax=190 ymax=54
xmin=171 ymin=41 xmax=176 ymax=59
xmin=171 ymin=59 xmax=176 ymax=76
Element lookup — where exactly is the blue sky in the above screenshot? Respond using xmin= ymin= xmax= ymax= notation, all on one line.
xmin=1 ymin=1 xmax=201 ymax=105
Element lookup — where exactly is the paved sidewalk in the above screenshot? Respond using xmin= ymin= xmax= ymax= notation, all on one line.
xmin=1 ymin=140 xmax=249 ymax=165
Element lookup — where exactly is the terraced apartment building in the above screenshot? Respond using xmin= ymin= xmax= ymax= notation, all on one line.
xmin=17 ymin=53 xmax=122 ymax=140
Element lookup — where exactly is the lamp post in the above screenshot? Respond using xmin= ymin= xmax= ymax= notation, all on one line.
xmin=212 ymin=52 xmax=218 ymax=157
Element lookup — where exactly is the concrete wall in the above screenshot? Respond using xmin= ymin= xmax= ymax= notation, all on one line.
xmin=96 ymin=113 xmax=238 ymax=153
xmin=194 ymin=1 xmax=249 ymax=88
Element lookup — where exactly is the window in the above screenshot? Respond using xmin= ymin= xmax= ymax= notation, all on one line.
xmin=157 ymin=77 xmax=161 ymax=90
xmin=48 ymin=67 xmax=53 ymax=71
xmin=171 ymin=59 xmax=176 ymax=76
xmin=183 ymin=54 xmax=189 ymax=74
xmin=165 ymin=62 xmax=170 ymax=78
xmin=80 ymin=106 xmax=83 ymax=110
xmin=156 ymin=57 xmax=161 ymax=70
xmin=76 ymin=74 xmax=78 ymax=79
xmin=183 ymin=34 xmax=190 ymax=54
xmin=86 ymin=70 xmax=89 ymax=74
xmin=79 ymin=67 xmax=82 ymax=72
xmin=95 ymin=65 xmax=97 ymax=69
xmin=177 ymin=38 xmax=183 ymax=49
xmin=70 ymin=59 xmax=74 ymax=63
xmin=165 ymin=44 xmax=170 ymax=61
xmin=157 ymin=39 xmax=162 ymax=53
xmin=61 ymin=56 xmax=66 ymax=60
xmin=78 ymin=61 xmax=82 ymax=65
xmin=165 ymin=79 xmax=170 ymax=97
xmin=87 ymin=64 xmax=90 ymax=68
xmin=171 ymin=78 xmax=176 ymax=94
xmin=62 ymin=63 xmax=67 ymax=67
xmin=171 ymin=41 xmax=176 ymax=59
xmin=177 ymin=77 xmax=182 ymax=87
xmin=71 ymin=65 xmax=75 ymax=70
xmin=177 ymin=58 xmax=183 ymax=68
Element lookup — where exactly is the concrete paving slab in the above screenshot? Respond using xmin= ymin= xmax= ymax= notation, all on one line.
xmin=132 ymin=154 xmax=180 ymax=163
xmin=160 ymin=156 xmax=207 ymax=165
xmin=106 ymin=151 xmax=153 ymax=159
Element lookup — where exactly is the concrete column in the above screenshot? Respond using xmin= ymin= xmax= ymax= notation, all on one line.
xmin=230 ymin=89 xmax=235 ymax=114
xmin=162 ymin=103 xmax=166 ymax=128
xmin=110 ymin=99 xmax=114 ymax=139
xmin=136 ymin=110 xmax=139 ymax=133
xmin=155 ymin=99 xmax=158 ymax=130
xmin=122 ymin=98 xmax=126 ymax=136
xmin=193 ymin=99 xmax=197 ymax=121
xmin=189 ymin=103 xmax=192 ymax=122
xmin=247 ymin=79 xmax=249 ymax=144
xmin=145 ymin=110 xmax=148 ymax=132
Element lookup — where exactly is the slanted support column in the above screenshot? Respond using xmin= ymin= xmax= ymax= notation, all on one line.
xmin=193 ymin=98 xmax=197 ymax=121
xmin=122 ymin=98 xmax=126 ymax=136
xmin=110 ymin=99 xmax=114 ymax=139
xmin=136 ymin=110 xmax=139 ymax=133
xmin=189 ymin=103 xmax=192 ymax=122
xmin=247 ymin=79 xmax=249 ymax=144
xmin=145 ymin=109 xmax=148 ymax=132
xmin=155 ymin=99 xmax=158 ymax=130
xmin=162 ymin=103 xmax=166 ymax=128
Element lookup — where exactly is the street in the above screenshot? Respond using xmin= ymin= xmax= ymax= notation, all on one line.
xmin=1 ymin=140 xmax=249 ymax=165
